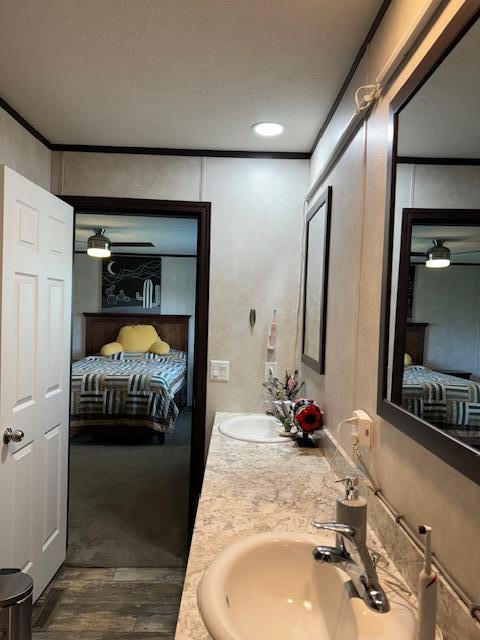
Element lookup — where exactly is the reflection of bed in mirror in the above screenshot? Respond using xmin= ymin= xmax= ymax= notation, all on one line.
xmin=70 ymin=313 xmax=190 ymax=443
xmin=401 ymin=323 xmax=480 ymax=446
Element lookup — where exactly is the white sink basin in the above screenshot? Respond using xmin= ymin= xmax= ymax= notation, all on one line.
xmin=198 ymin=532 xmax=416 ymax=640
xmin=219 ymin=414 xmax=290 ymax=443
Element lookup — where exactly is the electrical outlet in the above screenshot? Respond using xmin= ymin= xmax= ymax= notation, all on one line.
xmin=353 ymin=409 xmax=373 ymax=448
xmin=265 ymin=361 xmax=277 ymax=381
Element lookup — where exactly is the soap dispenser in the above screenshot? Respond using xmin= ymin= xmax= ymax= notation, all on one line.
xmin=336 ymin=476 xmax=368 ymax=550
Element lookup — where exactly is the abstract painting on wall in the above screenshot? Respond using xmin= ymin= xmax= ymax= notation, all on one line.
xmin=102 ymin=256 xmax=162 ymax=310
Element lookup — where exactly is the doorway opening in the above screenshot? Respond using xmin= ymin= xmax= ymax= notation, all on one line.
xmin=32 ymin=196 xmax=210 ymax=637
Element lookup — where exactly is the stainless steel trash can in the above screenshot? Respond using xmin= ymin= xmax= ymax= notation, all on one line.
xmin=0 ymin=569 xmax=33 ymax=640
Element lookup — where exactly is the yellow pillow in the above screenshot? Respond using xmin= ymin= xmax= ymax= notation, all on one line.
xmin=100 ymin=341 xmax=124 ymax=357
xmin=150 ymin=340 xmax=170 ymax=355
xmin=116 ymin=325 xmax=160 ymax=352
xmin=404 ymin=353 xmax=413 ymax=366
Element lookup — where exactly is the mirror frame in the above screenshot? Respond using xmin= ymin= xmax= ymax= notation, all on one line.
xmin=302 ymin=186 xmax=332 ymax=374
xmin=377 ymin=2 xmax=480 ymax=486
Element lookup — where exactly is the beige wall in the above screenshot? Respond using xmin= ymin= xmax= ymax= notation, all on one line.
xmin=0 ymin=108 xmax=51 ymax=189
xmin=303 ymin=0 xmax=479 ymax=633
xmin=413 ymin=265 xmax=480 ymax=378
xmin=57 ymin=151 xmax=309 ymax=436
xmin=72 ymin=253 xmax=103 ymax=358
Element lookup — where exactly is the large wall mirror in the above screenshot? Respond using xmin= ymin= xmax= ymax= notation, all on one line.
xmin=378 ymin=7 xmax=480 ymax=485
xmin=302 ymin=186 xmax=332 ymax=373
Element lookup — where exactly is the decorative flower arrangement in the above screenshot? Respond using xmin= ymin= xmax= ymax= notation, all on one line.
xmin=263 ymin=369 xmax=304 ymax=401
xmin=294 ymin=398 xmax=324 ymax=448
xmin=263 ymin=371 xmax=323 ymax=446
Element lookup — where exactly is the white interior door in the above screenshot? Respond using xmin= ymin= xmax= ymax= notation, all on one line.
xmin=0 ymin=165 xmax=73 ymax=601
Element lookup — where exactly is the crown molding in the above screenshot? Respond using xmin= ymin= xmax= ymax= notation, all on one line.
xmin=50 ymin=144 xmax=310 ymax=159
xmin=397 ymin=156 xmax=480 ymax=165
xmin=309 ymin=0 xmax=393 ymax=153
xmin=0 ymin=96 xmax=51 ymax=147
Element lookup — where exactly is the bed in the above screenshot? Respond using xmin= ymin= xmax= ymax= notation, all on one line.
xmin=402 ymin=365 xmax=480 ymax=443
xmin=70 ymin=313 xmax=190 ymax=440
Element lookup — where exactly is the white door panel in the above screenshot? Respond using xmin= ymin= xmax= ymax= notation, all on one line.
xmin=12 ymin=442 xmax=35 ymax=572
xmin=0 ymin=165 xmax=73 ymax=601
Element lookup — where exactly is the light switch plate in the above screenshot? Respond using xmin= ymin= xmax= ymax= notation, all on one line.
xmin=210 ymin=360 xmax=230 ymax=382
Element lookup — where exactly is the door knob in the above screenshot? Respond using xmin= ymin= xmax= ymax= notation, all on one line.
xmin=3 ymin=428 xmax=25 ymax=444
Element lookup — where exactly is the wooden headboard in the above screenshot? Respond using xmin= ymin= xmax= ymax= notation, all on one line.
xmin=405 ymin=322 xmax=429 ymax=364
xmin=83 ymin=313 xmax=190 ymax=356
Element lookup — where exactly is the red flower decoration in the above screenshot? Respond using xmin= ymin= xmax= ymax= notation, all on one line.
xmin=295 ymin=403 xmax=323 ymax=433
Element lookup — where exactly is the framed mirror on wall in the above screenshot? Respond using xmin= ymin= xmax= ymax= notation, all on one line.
xmin=302 ymin=186 xmax=332 ymax=374
xmin=378 ymin=5 xmax=480 ymax=485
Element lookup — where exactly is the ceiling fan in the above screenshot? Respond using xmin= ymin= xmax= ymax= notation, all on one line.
xmin=410 ymin=238 xmax=480 ymax=268
xmin=77 ymin=228 xmax=154 ymax=258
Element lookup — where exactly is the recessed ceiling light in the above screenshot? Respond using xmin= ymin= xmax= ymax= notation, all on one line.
xmin=252 ymin=122 xmax=284 ymax=137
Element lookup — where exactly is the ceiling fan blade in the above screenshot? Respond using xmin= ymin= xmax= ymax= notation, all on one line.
xmin=110 ymin=242 xmax=155 ymax=247
xmin=411 ymin=249 xmax=480 ymax=257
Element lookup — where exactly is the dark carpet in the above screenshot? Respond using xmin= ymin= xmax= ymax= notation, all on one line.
xmin=66 ymin=411 xmax=191 ymax=568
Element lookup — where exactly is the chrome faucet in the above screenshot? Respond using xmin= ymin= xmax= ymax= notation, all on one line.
xmin=311 ymin=521 xmax=390 ymax=613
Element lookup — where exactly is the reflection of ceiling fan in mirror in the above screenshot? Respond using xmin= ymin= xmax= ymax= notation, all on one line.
xmin=77 ymin=228 xmax=154 ymax=258
xmin=411 ymin=238 xmax=480 ymax=269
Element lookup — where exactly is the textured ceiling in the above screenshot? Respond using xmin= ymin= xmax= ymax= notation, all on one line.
xmin=75 ymin=214 xmax=198 ymax=255
xmin=398 ymin=18 xmax=480 ymax=158
xmin=0 ymin=0 xmax=383 ymax=151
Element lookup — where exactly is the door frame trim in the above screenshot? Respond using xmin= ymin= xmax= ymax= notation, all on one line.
xmin=61 ymin=195 xmax=211 ymax=531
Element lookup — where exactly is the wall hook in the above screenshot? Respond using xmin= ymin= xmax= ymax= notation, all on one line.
xmin=249 ymin=308 xmax=256 ymax=328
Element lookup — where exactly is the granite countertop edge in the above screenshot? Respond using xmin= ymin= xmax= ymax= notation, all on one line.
xmin=174 ymin=411 xmax=414 ymax=640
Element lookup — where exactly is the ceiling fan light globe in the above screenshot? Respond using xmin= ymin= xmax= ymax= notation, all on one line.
xmin=425 ymin=239 xmax=450 ymax=268
xmin=87 ymin=247 xmax=111 ymax=258
xmin=426 ymin=258 xmax=450 ymax=268
xmin=87 ymin=228 xmax=111 ymax=258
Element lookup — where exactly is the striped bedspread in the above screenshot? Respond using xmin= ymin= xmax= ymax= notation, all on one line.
xmin=71 ymin=350 xmax=187 ymax=433
xmin=402 ymin=365 xmax=480 ymax=438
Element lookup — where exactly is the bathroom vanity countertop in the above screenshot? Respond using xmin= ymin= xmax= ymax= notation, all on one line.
xmin=174 ymin=412 xmax=411 ymax=639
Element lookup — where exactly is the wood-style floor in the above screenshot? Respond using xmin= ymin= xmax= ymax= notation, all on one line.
xmin=32 ymin=566 xmax=185 ymax=640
